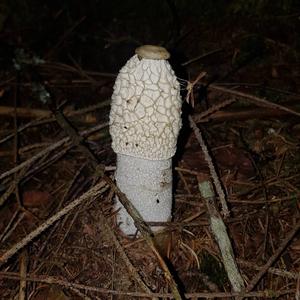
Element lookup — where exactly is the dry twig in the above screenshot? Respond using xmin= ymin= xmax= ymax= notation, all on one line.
xmin=197 ymin=176 xmax=245 ymax=293
xmin=209 ymin=84 xmax=300 ymax=118
xmin=18 ymin=250 xmax=28 ymax=300
xmin=189 ymin=116 xmax=230 ymax=217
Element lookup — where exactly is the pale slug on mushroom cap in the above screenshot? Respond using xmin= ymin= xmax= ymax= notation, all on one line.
xmin=135 ymin=45 xmax=170 ymax=60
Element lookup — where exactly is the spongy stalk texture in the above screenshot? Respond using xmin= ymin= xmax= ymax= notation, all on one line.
xmin=115 ymin=153 xmax=172 ymax=235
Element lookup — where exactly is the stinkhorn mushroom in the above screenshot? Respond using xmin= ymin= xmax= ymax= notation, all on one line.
xmin=109 ymin=45 xmax=182 ymax=235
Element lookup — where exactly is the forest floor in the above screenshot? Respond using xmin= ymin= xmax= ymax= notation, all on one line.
xmin=0 ymin=2 xmax=299 ymax=299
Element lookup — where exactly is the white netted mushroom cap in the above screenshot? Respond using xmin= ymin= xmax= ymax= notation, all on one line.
xmin=109 ymin=45 xmax=182 ymax=160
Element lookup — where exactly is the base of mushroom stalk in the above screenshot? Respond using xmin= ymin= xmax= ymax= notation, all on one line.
xmin=115 ymin=153 xmax=172 ymax=236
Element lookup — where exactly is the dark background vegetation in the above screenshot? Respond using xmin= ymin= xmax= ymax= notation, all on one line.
xmin=1 ymin=0 xmax=299 ymax=72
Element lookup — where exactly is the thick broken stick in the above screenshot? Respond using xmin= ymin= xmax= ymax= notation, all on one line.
xmin=197 ymin=176 xmax=245 ymax=293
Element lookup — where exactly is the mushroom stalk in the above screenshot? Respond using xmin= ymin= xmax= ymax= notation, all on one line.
xmin=115 ymin=154 xmax=172 ymax=234
xmin=109 ymin=45 xmax=182 ymax=236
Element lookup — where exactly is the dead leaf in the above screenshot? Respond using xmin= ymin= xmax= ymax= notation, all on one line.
xmin=32 ymin=286 xmax=70 ymax=300
xmin=22 ymin=190 xmax=51 ymax=209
